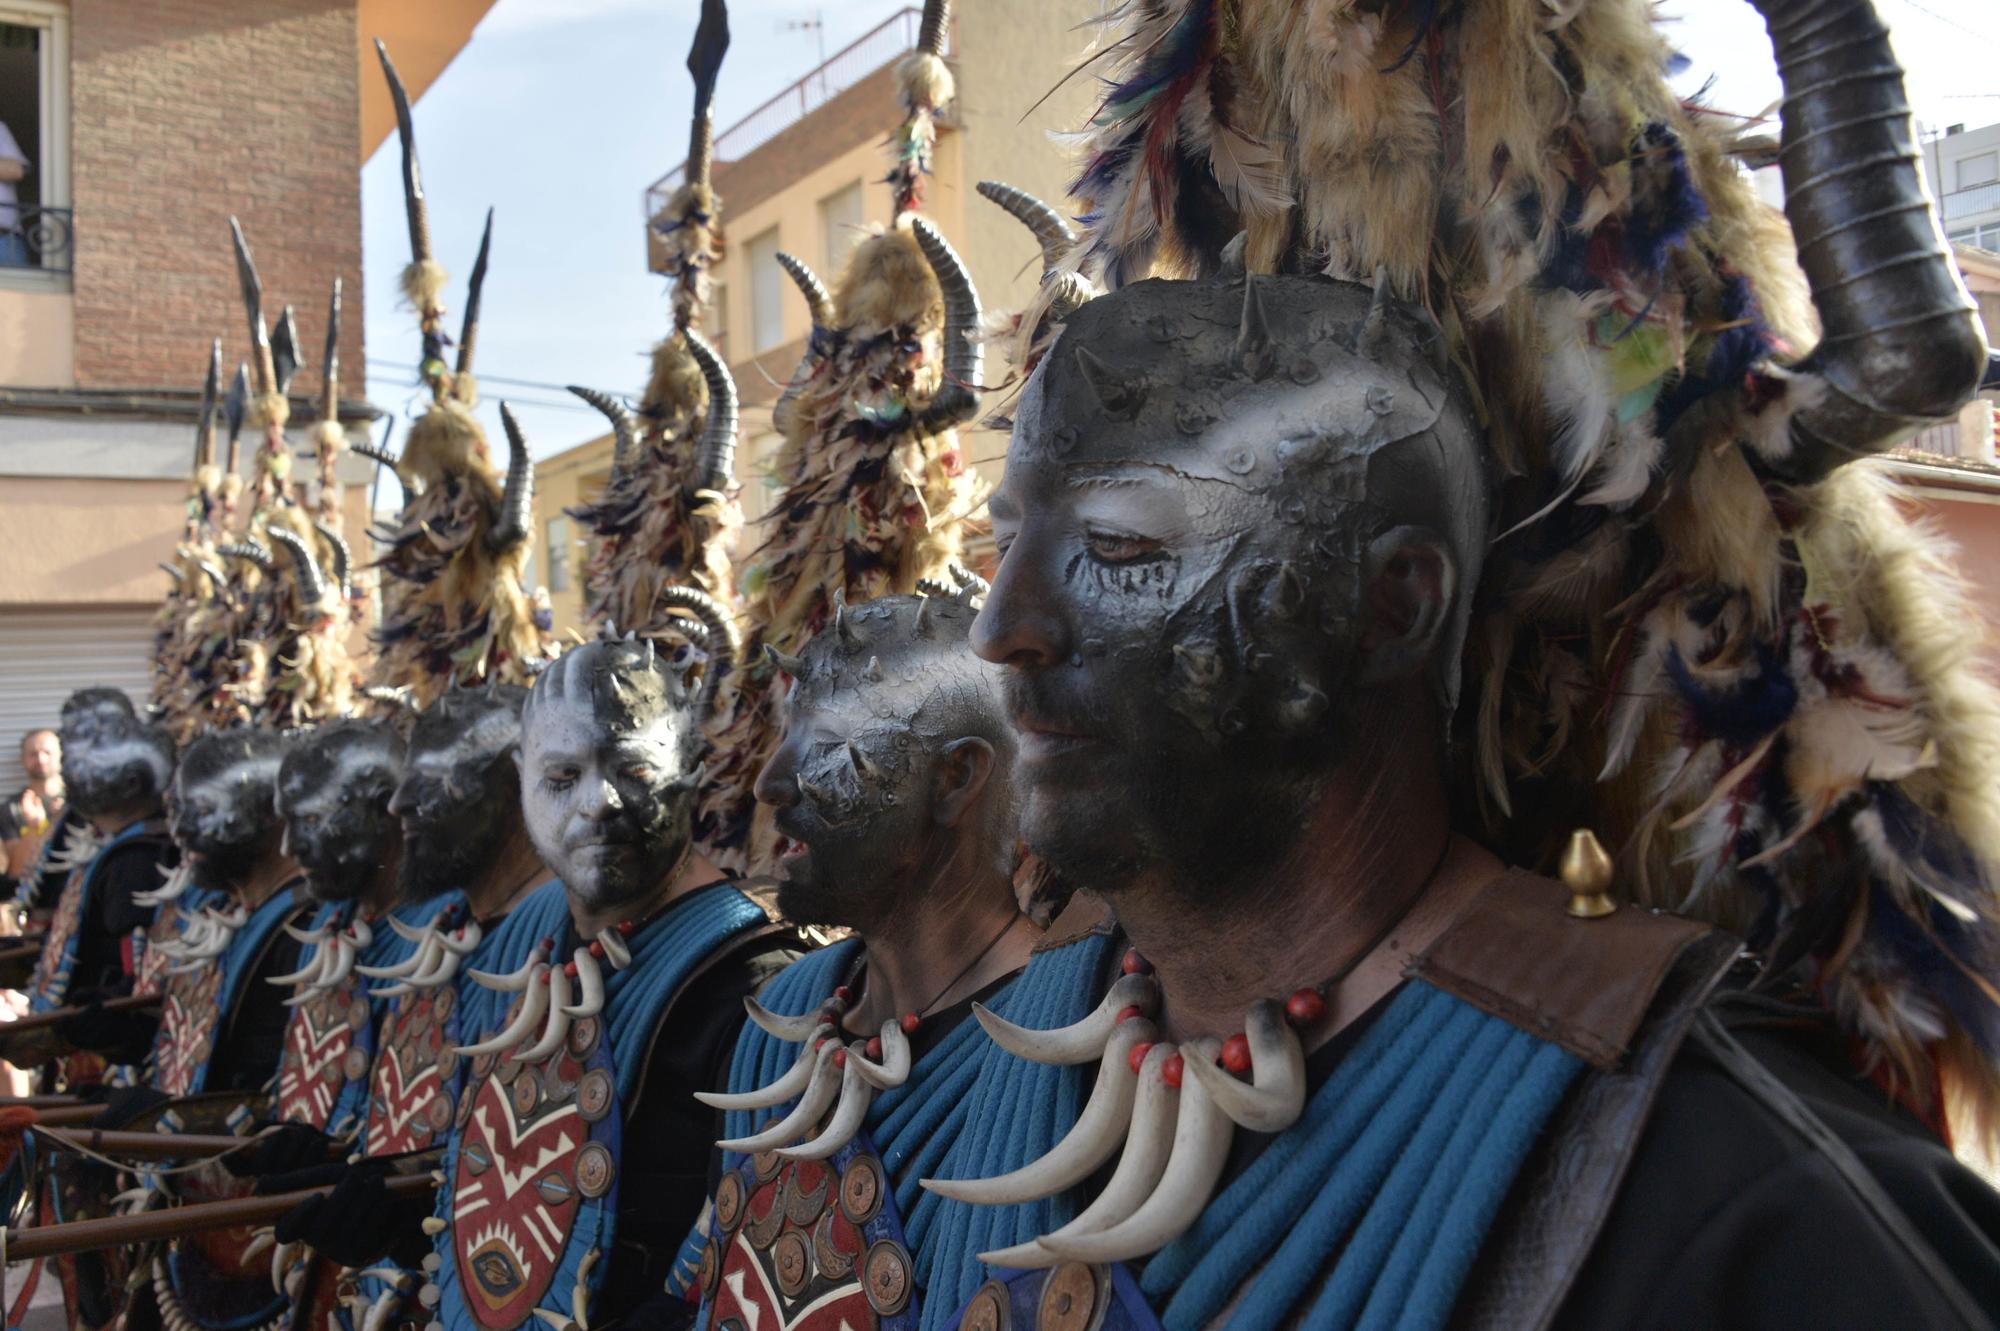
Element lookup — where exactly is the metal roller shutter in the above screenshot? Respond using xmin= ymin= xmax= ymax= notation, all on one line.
xmin=0 ymin=607 xmax=156 ymax=793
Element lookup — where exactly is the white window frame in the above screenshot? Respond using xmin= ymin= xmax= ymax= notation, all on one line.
xmin=818 ymin=180 xmax=865 ymax=275
xmin=1957 ymin=151 xmax=1998 ymax=192
xmin=748 ymin=227 xmax=785 ymax=355
xmin=545 ymin=515 xmax=571 ymax=594
xmin=0 ymin=0 xmax=71 ymax=292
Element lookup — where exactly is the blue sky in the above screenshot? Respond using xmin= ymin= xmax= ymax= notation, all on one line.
xmin=357 ymin=0 xmax=2000 ymax=468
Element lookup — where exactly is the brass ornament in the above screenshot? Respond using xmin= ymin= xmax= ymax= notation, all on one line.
xmin=575 ymin=1141 xmax=615 ymax=1199
xmin=1561 ymin=828 xmax=1618 ymax=919
xmin=1037 ymin=1262 xmax=1105 ymax=1331
xmin=862 ymin=1239 xmax=913 ymax=1317
xmin=964 ymin=1281 xmax=1011 ymax=1331
xmin=838 ymin=1155 xmax=884 ymax=1226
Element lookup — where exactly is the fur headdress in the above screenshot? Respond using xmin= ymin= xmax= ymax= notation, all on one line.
xmin=1058 ymin=0 xmax=2000 ymax=1143
xmin=367 ymin=43 xmax=551 ymax=706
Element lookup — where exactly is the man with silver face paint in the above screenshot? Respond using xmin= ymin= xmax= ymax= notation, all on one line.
xmin=421 ymin=597 xmax=798 ymax=1331
xmin=675 ymin=588 xmax=1055 ymax=1331
xmin=921 ymin=250 xmax=2000 ymax=1329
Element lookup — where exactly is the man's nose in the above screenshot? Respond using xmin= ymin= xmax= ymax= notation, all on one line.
xmin=387 ymin=779 xmax=416 ymax=818
xmin=972 ymin=536 xmax=1071 ymax=669
xmin=580 ymin=776 xmax=623 ymax=821
xmin=753 ymin=744 xmax=800 ymax=810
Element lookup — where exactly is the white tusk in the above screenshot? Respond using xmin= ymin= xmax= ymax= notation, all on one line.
xmin=439 ymin=919 xmax=483 ymax=955
xmin=319 ymin=937 xmax=357 ymax=992
xmin=514 ymin=967 xmax=573 ymax=1064
xmin=267 ymin=946 xmax=330 ymax=989
xmin=775 ymin=1047 xmax=873 ymax=1161
xmin=849 ymin=1018 xmax=911 ymax=1090
xmin=356 ymin=934 xmax=434 ymax=981
xmin=973 ymin=973 xmax=1159 ymax=1066
xmin=360 ymin=1289 xmax=397 ymax=1331
xmin=714 ymin=1042 xmax=843 ymax=1152
xmin=283 ymin=924 xmax=330 ymax=946
xmin=743 ymin=996 xmax=825 ymax=1042
xmin=695 ymin=1023 xmax=835 ymax=1110
xmin=269 ymin=1240 xmax=300 ymax=1294
xmin=1037 ymin=1039 xmax=1232 ymax=1264
xmin=346 ymin=918 xmax=374 ymax=950
xmin=1180 ymin=1000 xmax=1305 ymax=1134
xmin=466 ymin=944 xmax=547 ymax=993
xmin=926 ymin=1018 xmax=1154 ymax=1205
xmin=596 ymin=928 xmax=630 ymax=970
xmin=980 ymin=1039 xmax=1184 ymax=1268
xmin=404 ymin=939 xmax=459 ymax=989
xmin=386 ymin=916 xmax=428 ymax=944
xmin=241 ymin=1228 xmax=274 ymax=1263
xmin=561 ymin=949 xmax=604 ymax=1019
xmin=456 ymin=964 xmax=551 ymax=1057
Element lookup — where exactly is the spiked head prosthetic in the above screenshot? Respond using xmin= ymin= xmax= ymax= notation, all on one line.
xmin=756 ymin=589 xmax=1015 ymax=934
xmin=519 ymin=589 xmax=736 ymax=917
xmin=1046 ymin=0 xmax=2000 ymax=1138
xmin=278 ymin=719 xmax=405 ymax=905
xmin=390 ymin=685 xmax=528 ymax=903
xmin=168 ymin=727 xmax=287 ymax=891
xmin=61 ymin=691 xmax=174 ymax=823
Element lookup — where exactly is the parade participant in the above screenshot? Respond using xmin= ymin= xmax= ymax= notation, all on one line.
xmin=420 ymin=588 xmax=797 ymax=1330
xmin=701 ymin=0 xmax=986 ymax=871
xmin=676 ymin=583 xmax=1059 ymax=1329
xmin=933 ymin=187 xmax=1999 ymax=1331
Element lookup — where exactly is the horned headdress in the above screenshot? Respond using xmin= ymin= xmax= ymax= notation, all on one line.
xmin=699 ymin=103 xmax=989 ymax=870
xmin=570 ymin=0 xmax=743 ymax=647
xmin=367 ymin=41 xmax=551 ymax=705
xmin=1045 ymin=0 xmax=1999 ymax=1142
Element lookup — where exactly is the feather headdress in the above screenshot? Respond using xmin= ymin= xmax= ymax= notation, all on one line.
xmin=1058 ymin=0 xmax=2000 ymax=1142
xmin=888 ymin=0 xmax=958 ymax=217
xmin=368 ymin=42 xmax=550 ymax=706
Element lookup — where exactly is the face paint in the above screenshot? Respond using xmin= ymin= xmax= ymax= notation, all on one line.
xmin=278 ymin=720 xmax=404 ymax=904
xmin=754 ymin=593 xmax=1008 ymax=932
xmin=63 ymin=720 xmax=176 ymax=820
xmin=390 ymin=689 xmax=528 ymax=903
xmin=519 ymin=641 xmax=706 ymax=918
xmin=974 ymin=267 xmax=1488 ymax=899
xmin=167 ymin=729 xmax=287 ymax=889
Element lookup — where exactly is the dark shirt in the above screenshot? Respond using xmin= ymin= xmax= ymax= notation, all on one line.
xmin=203 ymin=890 xmax=310 ymax=1094
xmin=596 ymin=908 xmax=800 ymax=1326
xmin=69 ymin=825 xmax=173 ymax=996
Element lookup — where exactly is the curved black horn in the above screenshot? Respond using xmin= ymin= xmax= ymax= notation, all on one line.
xmin=313 ymin=521 xmax=353 ymax=600
xmin=198 ymin=557 xmax=230 ymax=592
xmin=682 ymin=329 xmax=738 ymax=493
xmin=911 ymin=217 xmax=982 ymax=429
xmin=775 ymin=252 xmax=834 ymax=329
xmin=350 ymin=439 xmax=399 ymax=472
xmin=195 ymin=338 xmax=221 ymax=472
xmin=218 ymin=540 xmax=275 ymax=574
xmin=456 ymin=208 xmax=495 ymax=382
xmin=159 ymin=563 xmax=185 ymax=587
xmin=1747 ymin=0 xmax=1989 ymax=482
xmin=267 ymin=527 xmax=329 ymax=607
xmin=567 ymin=386 xmax=638 ymax=480
xmin=489 ymin=402 xmax=534 ymax=554
xmin=917 ymin=0 xmax=950 ymax=57
xmin=975 ymin=180 xmax=1074 ymax=270
xmin=653 ymin=584 xmax=739 ymax=718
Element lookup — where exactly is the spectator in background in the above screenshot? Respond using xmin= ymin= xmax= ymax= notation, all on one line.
xmin=1 ymin=728 xmax=64 ymax=890
xmin=0 ymin=120 xmax=29 ymax=266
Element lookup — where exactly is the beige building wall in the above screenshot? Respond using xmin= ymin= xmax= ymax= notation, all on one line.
xmin=530 ymin=434 xmax=615 ymax=637
xmin=0 ymin=287 xmax=75 ymax=387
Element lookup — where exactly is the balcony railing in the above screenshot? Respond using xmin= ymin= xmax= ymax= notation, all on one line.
xmin=644 ymin=7 xmax=931 ymax=217
xmin=1943 ymin=181 xmax=2000 ymax=222
xmin=2 ymin=205 xmax=74 ymax=275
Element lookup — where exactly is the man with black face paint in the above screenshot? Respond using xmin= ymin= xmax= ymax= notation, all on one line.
xmin=921 ymin=253 xmax=2000 ymax=1327
xmin=676 ymin=587 xmax=1057 ymax=1330
xmin=417 ymin=597 xmax=798 ymax=1331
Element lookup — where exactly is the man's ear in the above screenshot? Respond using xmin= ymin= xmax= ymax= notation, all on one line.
xmin=1357 ymin=525 xmax=1455 ymax=687
xmin=932 ymin=737 xmax=996 ymax=829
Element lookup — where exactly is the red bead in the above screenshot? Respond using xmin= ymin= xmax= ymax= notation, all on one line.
xmin=865 ymin=1037 xmax=883 ymax=1061
xmin=1221 ymin=1033 xmax=1253 ymax=1076
xmin=1162 ymin=1053 xmax=1185 ymax=1088
xmin=539 ymin=968 xmax=554 ymax=985
xmin=899 ymin=1013 xmax=922 ymax=1036
xmin=1120 ymin=950 xmax=1151 ymax=976
xmin=616 ymin=920 xmax=638 ymax=935
xmin=1115 ymin=1006 xmax=1143 ymax=1024
xmin=538 ymin=937 xmax=554 ymax=953
xmin=815 ymin=1036 xmax=831 ymax=1051
xmin=588 ymin=939 xmax=605 ymax=958
xmin=563 ymin=961 xmax=579 ymax=978
xmin=1285 ymin=989 xmax=1327 ymax=1027
xmin=833 ymin=985 xmax=853 ymax=1004
xmin=1127 ymin=1041 xmax=1155 ymax=1075
xmin=832 ymin=1048 xmax=848 ymax=1068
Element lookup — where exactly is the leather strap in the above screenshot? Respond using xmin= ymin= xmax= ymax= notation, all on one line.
xmin=1450 ymin=928 xmax=1741 ymax=1331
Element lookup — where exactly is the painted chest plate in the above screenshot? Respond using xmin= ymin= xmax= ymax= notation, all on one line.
xmin=449 ymin=1003 xmax=620 ymax=1329
xmin=276 ymin=979 xmax=373 ymax=1132
xmin=27 ymin=873 xmax=87 ymax=1010
xmin=154 ymin=960 xmax=227 ymax=1097
xmin=702 ymin=1137 xmax=917 ymax=1331
xmin=366 ymin=982 xmax=461 ymax=1154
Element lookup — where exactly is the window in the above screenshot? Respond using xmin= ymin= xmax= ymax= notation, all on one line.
xmin=1951 ymin=224 xmax=2000 ymax=253
xmin=545 ymin=516 xmax=571 ymax=594
xmin=708 ymin=280 xmax=729 ymax=360
xmin=0 ymin=3 xmax=72 ymax=278
xmin=748 ymin=227 xmax=785 ymax=354
xmin=819 ymin=181 xmax=865 ymax=275
xmin=1957 ymin=152 xmax=1998 ymax=191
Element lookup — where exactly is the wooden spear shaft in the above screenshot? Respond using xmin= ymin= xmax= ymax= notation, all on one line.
xmin=30 ymin=1129 xmax=260 ymax=1161
xmin=0 ymin=993 xmax=159 ymax=1036
xmin=2 ymin=1173 xmax=437 ymax=1262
